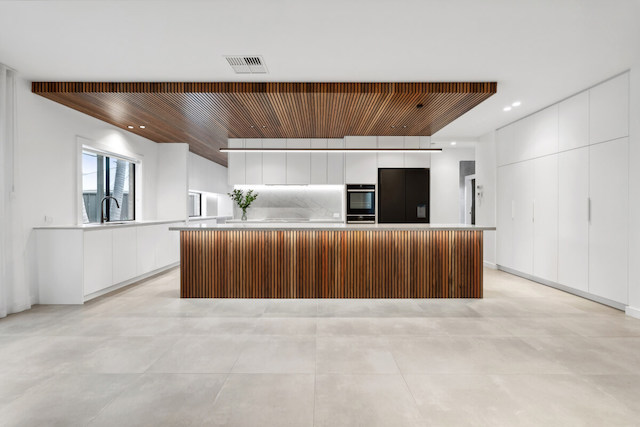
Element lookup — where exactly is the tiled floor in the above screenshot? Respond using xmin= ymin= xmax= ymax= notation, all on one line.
xmin=2 ymin=268 xmax=640 ymax=426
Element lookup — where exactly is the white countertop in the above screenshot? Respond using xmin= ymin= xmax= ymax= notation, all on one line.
xmin=34 ymin=216 xmax=231 ymax=231
xmin=170 ymin=223 xmax=496 ymax=231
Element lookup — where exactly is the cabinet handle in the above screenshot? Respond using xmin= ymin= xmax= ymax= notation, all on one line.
xmin=588 ymin=197 xmax=591 ymax=223
xmin=511 ymin=200 xmax=515 ymax=220
xmin=532 ymin=200 xmax=535 ymax=223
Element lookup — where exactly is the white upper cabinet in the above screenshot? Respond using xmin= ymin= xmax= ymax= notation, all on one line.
xmin=310 ymin=139 xmax=328 ymax=184
xmin=589 ymin=138 xmax=629 ymax=304
xmin=262 ymin=138 xmax=287 ymax=184
xmin=404 ymin=136 xmax=431 ymax=168
xmin=345 ymin=136 xmax=377 ymax=184
xmin=558 ymin=147 xmax=589 ymax=292
xmin=244 ymin=139 xmax=263 ymax=184
xmin=286 ymin=138 xmax=311 ymax=184
xmin=589 ymin=73 xmax=629 ymax=144
xmin=377 ymin=136 xmax=404 ymax=168
xmin=227 ymin=138 xmax=245 ymax=185
xmin=327 ymin=138 xmax=345 ymax=184
xmin=496 ymin=124 xmax=515 ymax=166
xmin=559 ymin=91 xmax=589 ymax=152
xmin=517 ymin=105 xmax=559 ymax=160
xmin=532 ymin=154 xmax=558 ymax=282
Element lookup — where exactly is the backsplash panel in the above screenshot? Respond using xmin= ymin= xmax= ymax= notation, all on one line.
xmin=232 ymin=185 xmax=344 ymax=220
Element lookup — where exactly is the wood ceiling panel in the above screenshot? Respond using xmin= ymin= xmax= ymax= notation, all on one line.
xmin=32 ymin=82 xmax=496 ymax=166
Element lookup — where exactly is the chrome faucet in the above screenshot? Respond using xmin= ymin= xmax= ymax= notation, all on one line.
xmin=100 ymin=196 xmax=120 ymax=223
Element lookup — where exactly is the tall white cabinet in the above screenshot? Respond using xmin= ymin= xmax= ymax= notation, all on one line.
xmin=589 ymin=138 xmax=629 ymax=304
xmin=496 ymin=72 xmax=629 ymax=307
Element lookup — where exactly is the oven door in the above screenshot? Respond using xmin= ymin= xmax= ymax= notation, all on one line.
xmin=347 ymin=190 xmax=375 ymax=215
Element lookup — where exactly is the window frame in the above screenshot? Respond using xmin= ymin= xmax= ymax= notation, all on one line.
xmin=188 ymin=191 xmax=202 ymax=218
xmin=78 ymin=138 xmax=141 ymax=225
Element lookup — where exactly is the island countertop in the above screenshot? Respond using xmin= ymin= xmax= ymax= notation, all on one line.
xmin=170 ymin=223 xmax=496 ymax=231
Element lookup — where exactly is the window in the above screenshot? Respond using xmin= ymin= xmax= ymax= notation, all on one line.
xmin=188 ymin=192 xmax=202 ymax=217
xmin=82 ymin=151 xmax=135 ymax=223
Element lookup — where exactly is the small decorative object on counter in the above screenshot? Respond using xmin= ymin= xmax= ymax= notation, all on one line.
xmin=228 ymin=189 xmax=258 ymax=221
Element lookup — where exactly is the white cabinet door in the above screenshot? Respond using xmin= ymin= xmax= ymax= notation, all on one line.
xmin=227 ymin=138 xmax=245 ymax=185
xmin=327 ymin=138 xmax=345 ymax=184
xmin=112 ymin=227 xmax=137 ymax=284
xmin=559 ymin=91 xmax=589 ymax=152
xmin=590 ymin=73 xmax=629 ymax=145
xmin=245 ymin=139 xmax=263 ymax=184
xmin=404 ymin=136 xmax=431 ymax=168
xmin=286 ymin=139 xmax=311 ymax=184
xmin=262 ymin=138 xmax=287 ymax=184
xmin=83 ymin=229 xmax=113 ymax=296
xmin=156 ymin=224 xmax=180 ymax=267
xmin=589 ymin=138 xmax=629 ymax=304
xmin=511 ymin=160 xmax=534 ymax=275
xmin=345 ymin=136 xmax=377 ymax=184
xmin=496 ymin=164 xmax=515 ymax=269
xmin=533 ymin=155 xmax=558 ymax=282
xmin=522 ymin=106 xmax=559 ymax=160
xmin=377 ymin=136 xmax=404 ymax=168
xmin=310 ymin=139 xmax=328 ymax=184
xmin=496 ymin=124 xmax=516 ymax=166
xmin=558 ymin=147 xmax=589 ymax=292
xmin=136 ymin=225 xmax=158 ymax=275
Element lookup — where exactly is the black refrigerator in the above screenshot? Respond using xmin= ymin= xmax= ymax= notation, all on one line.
xmin=378 ymin=168 xmax=430 ymax=223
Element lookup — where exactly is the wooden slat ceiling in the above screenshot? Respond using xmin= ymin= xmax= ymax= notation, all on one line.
xmin=32 ymin=82 xmax=497 ymax=166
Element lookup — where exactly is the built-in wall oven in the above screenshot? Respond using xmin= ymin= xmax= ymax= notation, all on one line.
xmin=346 ymin=184 xmax=376 ymax=223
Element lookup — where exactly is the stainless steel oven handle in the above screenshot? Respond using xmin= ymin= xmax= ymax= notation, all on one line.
xmin=347 ymin=189 xmax=375 ymax=192
xmin=347 ymin=220 xmax=376 ymax=224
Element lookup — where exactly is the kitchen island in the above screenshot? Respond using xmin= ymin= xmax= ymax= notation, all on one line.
xmin=169 ymin=223 xmax=495 ymax=299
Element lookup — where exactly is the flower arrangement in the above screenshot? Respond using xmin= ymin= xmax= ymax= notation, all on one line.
xmin=228 ymin=189 xmax=259 ymax=221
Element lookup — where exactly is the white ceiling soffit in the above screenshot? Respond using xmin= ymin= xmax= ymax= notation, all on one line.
xmin=0 ymin=0 xmax=639 ymax=140
xmin=224 ymin=56 xmax=268 ymax=74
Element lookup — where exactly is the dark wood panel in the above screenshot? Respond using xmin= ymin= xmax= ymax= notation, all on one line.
xmin=32 ymin=82 xmax=496 ymax=166
xmin=179 ymin=229 xmax=483 ymax=298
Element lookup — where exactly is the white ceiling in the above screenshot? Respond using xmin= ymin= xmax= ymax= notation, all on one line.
xmin=1 ymin=0 xmax=639 ymax=140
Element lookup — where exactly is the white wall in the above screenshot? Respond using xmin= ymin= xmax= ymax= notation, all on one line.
xmin=627 ymin=63 xmax=640 ymax=317
xmin=475 ymin=131 xmax=496 ymax=266
xmin=156 ymin=143 xmax=188 ymax=220
xmin=429 ymin=147 xmax=475 ymax=223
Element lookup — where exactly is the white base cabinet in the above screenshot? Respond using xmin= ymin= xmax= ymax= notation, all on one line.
xmin=37 ymin=222 xmax=182 ymax=304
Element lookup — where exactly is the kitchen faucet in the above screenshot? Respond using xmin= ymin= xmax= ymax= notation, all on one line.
xmin=100 ymin=196 xmax=120 ymax=223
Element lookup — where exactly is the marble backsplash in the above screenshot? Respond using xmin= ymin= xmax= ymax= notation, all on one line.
xmin=232 ymin=185 xmax=344 ymax=220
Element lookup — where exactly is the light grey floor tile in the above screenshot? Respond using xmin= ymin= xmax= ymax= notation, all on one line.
xmin=0 ymin=373 xmax=137 ymax=427
xmin=253 ymin=317 xmax=317 ymax=335
xmin=88 ymin=373 xmax=226 ymax=427
xmin=210 ymin=373 xmax=315 ymax=427
xmin=315 ymin=374 xmax=422 ymax=427
xmin=317 ymin=317 xmax=447 ymax=336
xmin=390 ymin=336 xmax=569 ymax=374
xmin=147 ymin=336 xmax=247 ymax=373
xmin=232 ymin=336 xmax=316 ymax=373
xmin=316 ymin=336 xmax=399 ymax=374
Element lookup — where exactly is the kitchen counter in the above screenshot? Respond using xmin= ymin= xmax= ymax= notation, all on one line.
xmin=34 ymin=216 xmax=232 ymax=231
xmin=171 ymin=223 xmax=495 ymax=231
xmin=176 ymin=224 xmax=490 ymax=299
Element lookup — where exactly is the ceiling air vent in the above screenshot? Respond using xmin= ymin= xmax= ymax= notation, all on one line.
xmin=224 ymin=55 xmax=268 ymax=74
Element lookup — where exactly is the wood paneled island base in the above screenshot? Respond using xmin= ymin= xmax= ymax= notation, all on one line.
xmin=176 ymin=226 xmax=488 ymax=298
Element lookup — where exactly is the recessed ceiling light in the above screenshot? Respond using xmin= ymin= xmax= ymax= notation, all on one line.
xmin=450 ymin=141 xmax=457 ymax=146
xmin=250 ymin=125 xmax=255 ymax=128
xmin=403 ymin=125 xmax=407 ymax=128
xmin=512 ymin=101 xmax=521 ymax=107
xmin=391 ymin=126 xmax=396 ymax=128
xmin=127 ymin=125 xmax=134 ymax=129
xmin=503 ymin=106 xmax=512 ymax=112
xmin=139 ymin=125 xmax=145 ymax=129
xmin=262 ymin=125 xmax=267 ymax=128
